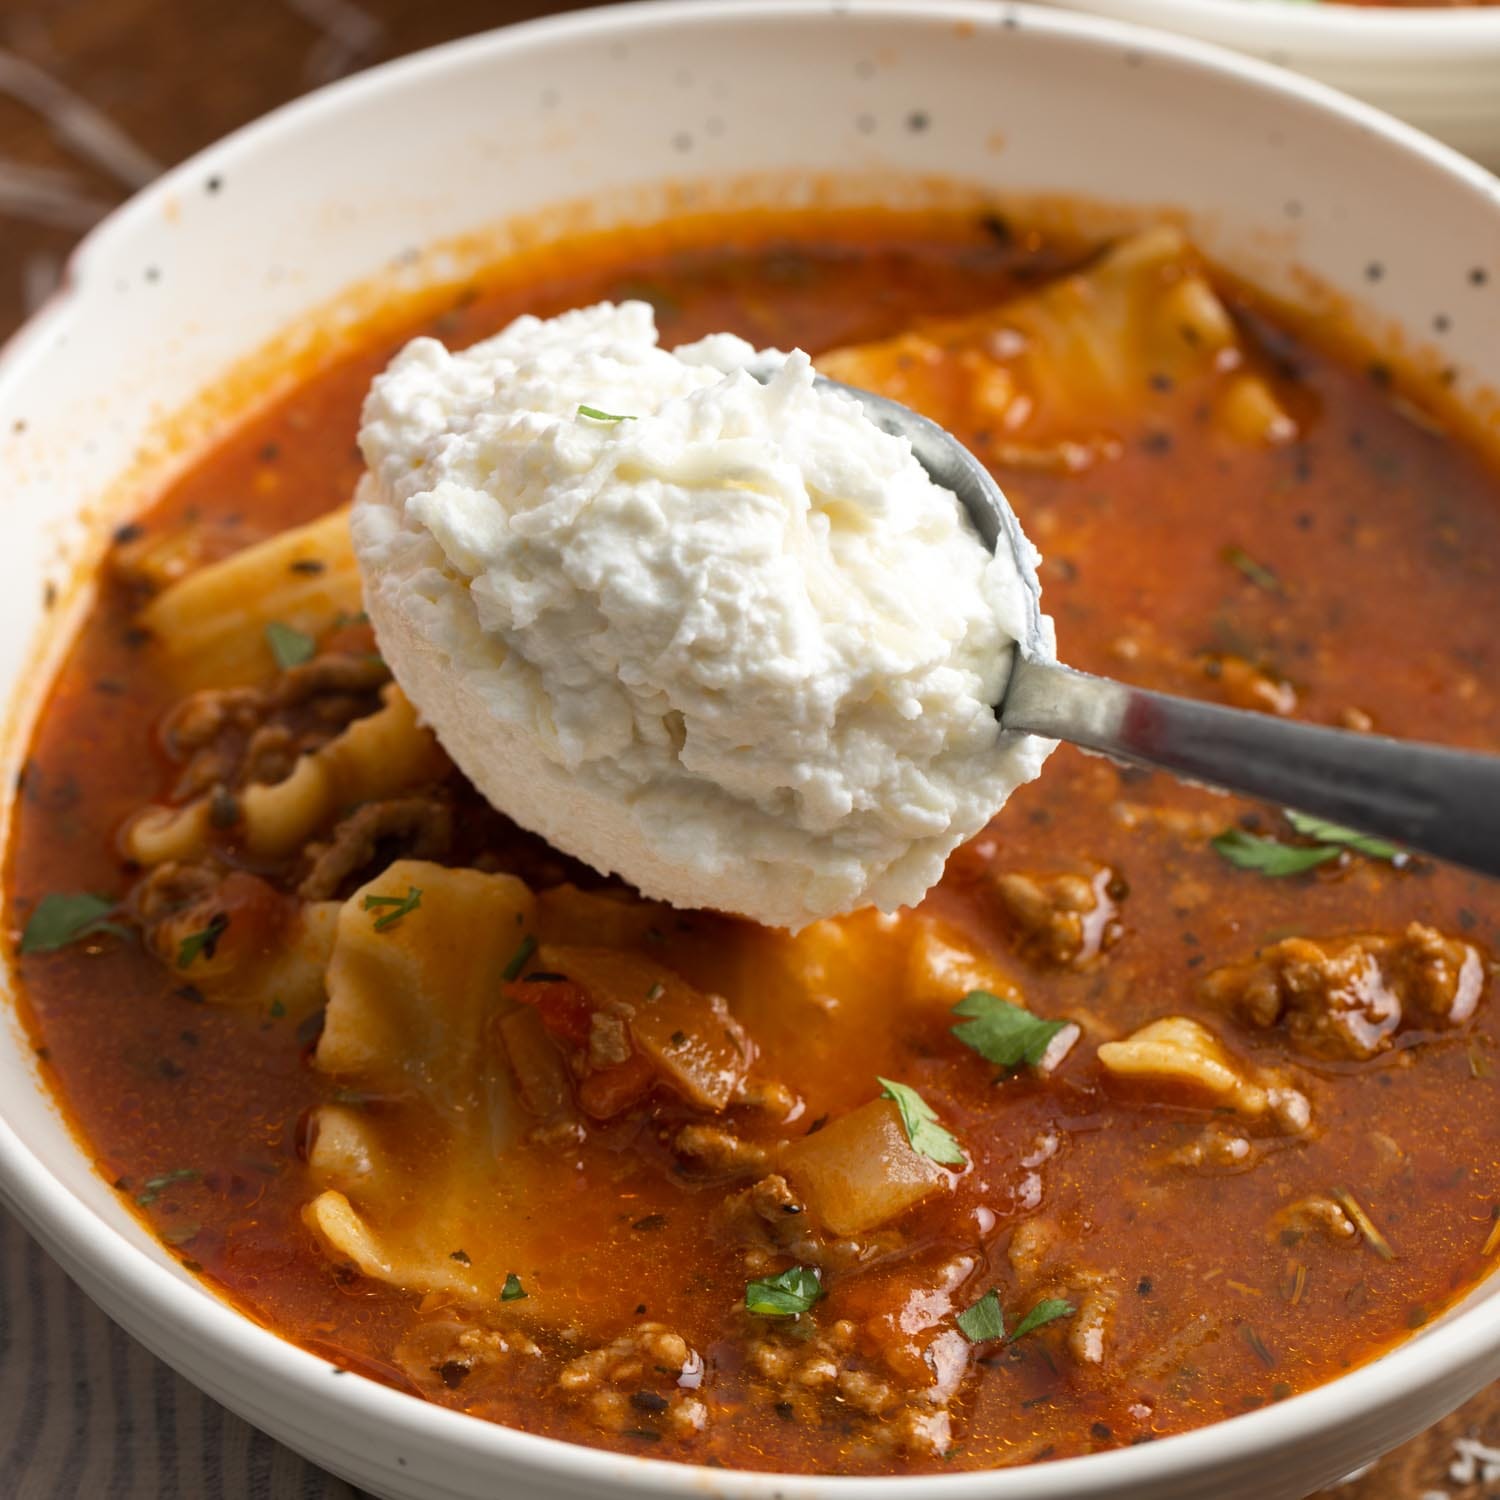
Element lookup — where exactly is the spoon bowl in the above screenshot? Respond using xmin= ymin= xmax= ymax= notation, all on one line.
xmin=796 ymin=366 xmax=1500 ymax=882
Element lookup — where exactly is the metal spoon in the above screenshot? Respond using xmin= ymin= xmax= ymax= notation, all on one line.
xmin=798 ymin=368 xmax=1500 ymax=881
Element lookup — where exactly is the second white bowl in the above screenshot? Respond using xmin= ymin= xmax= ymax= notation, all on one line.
xmin=1038 ymin=0 xmax=1500 ymax=169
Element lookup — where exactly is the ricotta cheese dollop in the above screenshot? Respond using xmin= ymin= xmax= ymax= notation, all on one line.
xmin=352 ymin=301 xmax=1055 ymax=930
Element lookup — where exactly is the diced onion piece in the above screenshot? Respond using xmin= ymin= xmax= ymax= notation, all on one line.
xmin=541 ymin=945 xmax=751 ymax=1112
xmin=781 ymin=1098 xmax=949 ymax=1236
xmin=497 ymin=1005 xmax=577 ymax=1126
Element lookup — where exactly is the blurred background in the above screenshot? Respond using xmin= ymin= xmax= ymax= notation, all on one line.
xmin=0 ymin=2 xmax=1496 ymax=1496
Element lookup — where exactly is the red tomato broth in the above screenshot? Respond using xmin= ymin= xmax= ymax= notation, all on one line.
xmin=6 ymin=208 xmax=1500 ymax=1474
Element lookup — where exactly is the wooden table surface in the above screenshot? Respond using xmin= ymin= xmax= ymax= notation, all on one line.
xmin=0 ymin=2 xmax=1496 ymax=1495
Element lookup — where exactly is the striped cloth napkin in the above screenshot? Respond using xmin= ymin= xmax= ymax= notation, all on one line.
xmin=0 ymin=1208 xmax=363 ymax=1499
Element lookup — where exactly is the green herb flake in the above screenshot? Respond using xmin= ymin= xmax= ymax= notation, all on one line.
xmin=135 ymin=1167 xmax=200 ymax=1207
xmin=877 ymin=1077 xmax=966 ymax=1167
xmin=645 ymin=982 xmax=666 ymax=1001
xmin=19 ymin=892 xmax=127 ymax=954
xmin=956 ymin=1288 xmax=1005 ymax=1343
xmin=577 ymin=404 xmax=636 ymax=423
xmin=501 ymin=1272 xmax=528 ymax=1301
xmin=1283 ymin=810 xmax=1404 ymax=862
xmin=264 ymin=620 xmax=317 ymax=670
xmin=1222 ymin=544 xmax=1282 ymax=594
xmin=1009 ymin=1298 xmax=1075 ymax=1342
xmin=362 ymin=885 xmax=422 ymax=933
xmin=268 ymin=998 xmax=286 ymax=1019
xmin=450 ymin=1249 xmax=471 ymax=1265
xmin=950 ymin=990 xmax=1067 ymax=1072
xmin=503 ymin=933 xmax=538 ymax=982
xmin=176 ymin=913 xmax=229 ymax=969
xmin=1211 ymin=828 xmax=1342 ymax=878
xmin=744 ymin=1265 xmax=824 ymax=1318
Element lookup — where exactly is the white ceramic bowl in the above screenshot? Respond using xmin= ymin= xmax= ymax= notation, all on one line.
xmin=3 ymin=4 xmax=1500 ymax=1498
xmin=1036 ymin=0 xmax=1500 ymax=170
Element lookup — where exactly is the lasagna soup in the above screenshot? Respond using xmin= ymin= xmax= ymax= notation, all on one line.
xmin=7 ymin=209 xmax=1500 ymax=1475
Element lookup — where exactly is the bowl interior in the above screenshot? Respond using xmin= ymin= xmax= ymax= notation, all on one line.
xmin=2 ymin=4 xmax=1500 ymax=1498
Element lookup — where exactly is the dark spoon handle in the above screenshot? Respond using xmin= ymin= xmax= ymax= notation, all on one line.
xmin=1003 ymin=656 xmax=1500 ymax=881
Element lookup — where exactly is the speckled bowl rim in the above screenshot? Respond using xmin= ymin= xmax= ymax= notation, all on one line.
xmin=2 ymin=2 xmax=1500 ymax=1497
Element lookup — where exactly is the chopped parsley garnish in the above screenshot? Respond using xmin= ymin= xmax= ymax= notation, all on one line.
xmin=268 ymin=998 xmax=286 ymax=1019
xmin=1009 ymin=1298 xmax=1075 ymax=1341
xmin=950 ymin=990 xmax=1067 ymax=1072
xmin=176 ymin=913 xmax=228 ymax=969
xmin=1213 ymin=808 xmax=1405 ymax=879
xmin=1210 ymin=828 xmax=1341 ymax=878
xmin=450 ymin=1249 xmax=471 ymax=1265
xmin=577 ymin=404 xmax=635 ymax=423
xmin=957 ymin=1289 xmax=1074 ymax=1344
xmin=645 ymin=981 xmax=666 ymax=1001
xmin=1283 ymin=810 xmax=1403 ymax=862
xmin=877 ymin=1078 xmax=966 ymax=1167
xmin=264 ymin=619 xmax=316 ymax=670
xmin=501 ymin=1272 xmax=528 ymax=1301
xmin=19 ymin=892 xmax=127 ymax=954
xmin=1222 ymin=543 xmax=1282 ymax=594
xmin=362 ymin=885 xmax=422 ymax=933
xmin=502 ymin=933 xmax=538 ymax=981
xmin=744 ymin=1265 xmax=823 ymax=1318
xmin=135 ymin=1167 xmax=200 ymax=1207
xmin=956 ymin=1288 xmax=1006 ymax=1343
